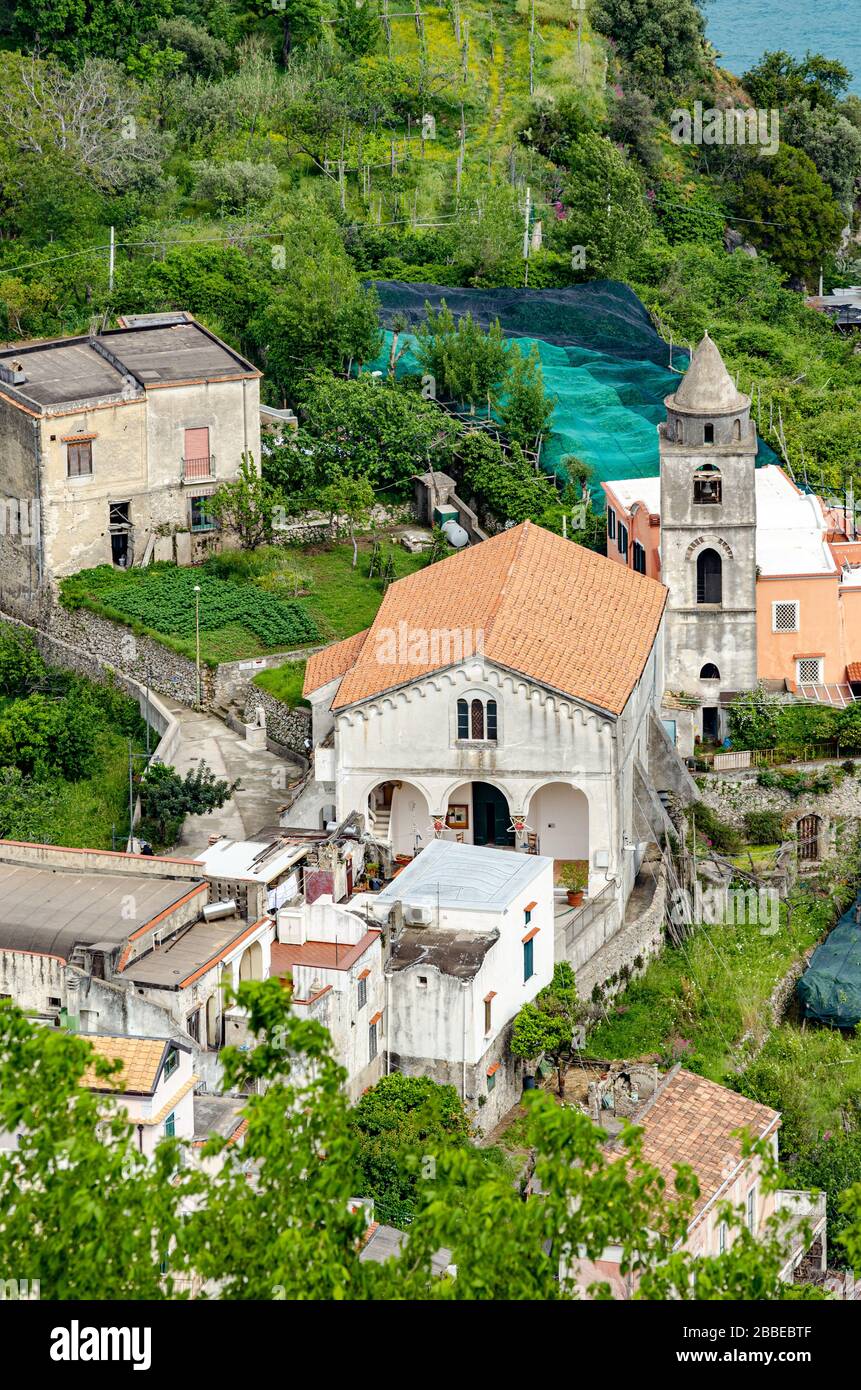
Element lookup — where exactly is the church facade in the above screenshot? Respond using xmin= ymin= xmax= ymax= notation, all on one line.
xmin=303 ymin=522 xmax=689 ymax=941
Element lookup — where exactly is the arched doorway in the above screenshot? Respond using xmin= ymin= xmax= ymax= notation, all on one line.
xmin=797 ymin=813 xmax=821 ymax=862
xmin=368 ymin=780 xmax=431 ymax=857
xmin=527 ymin=782 xmax=589 ymax=860
xmin=206 ymin=991 xmax=221 ymax=1049
xmin=239 ymin=940 xmax=263 ymax=983
xmin=473 ymin=782 xmax=514 ymax=847
xmin=696 ymin=548 xmax=723 ymax=604
xmin=444 ymin=780 xmax=513 ymax=847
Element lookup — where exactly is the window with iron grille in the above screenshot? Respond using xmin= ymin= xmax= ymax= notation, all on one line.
xmin=607 ymin=507 xmax=616 ymax=540
xmin=67 ymin=440 xmax=93 ymax=477
xmin=797 ymin=657 xmax=823 ymax=684
xmin=470 ymin=698 xmax=484 ymax=739
xmin=368 ymin=1022 xmax=378 ymax=1062
xmin=633 ymin=541 xmax=646 ymax=574
xmin=772 ymin=600 xmax=799 ymax=633
xmin=357 ymin=976 xmax=367 ymax=1011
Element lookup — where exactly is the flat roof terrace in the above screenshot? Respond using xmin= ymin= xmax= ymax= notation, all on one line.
xmin=0 ymin=318 xmax=258 ymax=412
xmin=0 ymin=862 xmax=205 ymax=961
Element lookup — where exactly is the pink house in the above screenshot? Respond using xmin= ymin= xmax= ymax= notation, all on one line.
xmin=603 ymin=464 xmax=861 ymax=702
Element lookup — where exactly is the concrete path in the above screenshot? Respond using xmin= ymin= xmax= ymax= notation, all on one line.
xmin=162 ymin=702 xmax=304 ymax=856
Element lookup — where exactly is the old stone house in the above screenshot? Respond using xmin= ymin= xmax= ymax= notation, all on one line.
xmin=0 ymin=311 xmax=261 ymax=613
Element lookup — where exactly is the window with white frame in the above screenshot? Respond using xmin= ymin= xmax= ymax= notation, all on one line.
xmin=797 ymin=657 xmax=824 ymax=685
xmin=772 ymin=600 xmax=799 ymax=633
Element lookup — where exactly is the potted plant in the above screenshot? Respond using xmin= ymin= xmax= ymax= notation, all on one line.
xmin=560 ymin=861 xmax=588 ymax=907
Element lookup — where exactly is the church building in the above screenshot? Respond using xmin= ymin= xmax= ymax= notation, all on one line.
xmin=302 ymin=521 xmax=693 ymax=947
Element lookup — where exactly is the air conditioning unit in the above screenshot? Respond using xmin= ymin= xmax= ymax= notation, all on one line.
xmin=404 ymin=904 xmax=432 ymax=926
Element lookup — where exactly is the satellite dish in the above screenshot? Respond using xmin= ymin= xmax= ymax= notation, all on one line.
xmin=442 ymin=519 xmax=469 ymax=548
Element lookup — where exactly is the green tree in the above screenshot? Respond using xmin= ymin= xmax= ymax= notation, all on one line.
xmin=558 ymin=133 xmax=651 ymax=279
xmin=499 ymin=344 xmax=555 ymax=448
xmin=139 ymin=759 xmax=235 ymax=846
xmin=591 ymin=0 xmax=706 ymax=100
xmin=0 ymin=988 xmax=834 ymax=1299
xmin=0 ymin=768 xmax=58 ymax=842
xmin=460 ymin=435 xmax=558 ymax=526
xmin=416 ymin=303 xmax=509 ymax=412
xmin=0 ymin=694 xmax=97 ymax=780
xmin=0 ymin=625 xmax=46 ymax=696
xmin=8 ymin=0 xmax=175 ymax=64
xmin=789 ymin=1131 xmax=861 ymax=1266
xmin=349 ymin=1073 xmax=473 ymax=1226
xmin=209 ymin=454 xmax=281 ymax=549
xmin=742 ymin=50 xmax=853 ymax=112
xmin=511 ymin=962 xmax=582 ymax=1096
xmin=295 ymin=371 xmax=458 ymax=490
xmin=252 ymin=216 xmax=381 ymax=401
xmin=0 ymin=999 xmax=192 ymax=1298
xmin=734 ymin=145 xmax=845 ymax=283
xmin=336 ymin=0 xmax=379 ymax=58
xmin=318 ymin=472 xmax=376 ymax=567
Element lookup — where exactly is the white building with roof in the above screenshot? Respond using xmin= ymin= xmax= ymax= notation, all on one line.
xmin=369 ymin=840 xmax=555 ymax=1130
xmin=302 ymin=521 xmax=696 ymax=972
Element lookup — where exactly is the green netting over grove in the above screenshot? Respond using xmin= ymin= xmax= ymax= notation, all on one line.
xmin=368 ymin=280 xmax=778 ymax=505
xmin=797 ymin=892 xmax=861 ymax=1028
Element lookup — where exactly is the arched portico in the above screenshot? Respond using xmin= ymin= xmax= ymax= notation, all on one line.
xmin=524 ymin=781 xmax=589 ymax=861
xmin=368 ymin=779 xmax=432 ymax=857
xmin=239 ymin=940 xmax=264 ymax=984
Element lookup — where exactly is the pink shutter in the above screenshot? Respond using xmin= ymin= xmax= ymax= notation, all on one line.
xmin=183 ymin=428 xmax=210 ymax=480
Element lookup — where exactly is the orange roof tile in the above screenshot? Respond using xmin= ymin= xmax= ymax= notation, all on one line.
xmin=304 ymin=630 xmax=370 ymax=697
xmin=83 ymin=1036 xmax=170 ymax=1095
xmin=631 ymin=1069 xmax=779 ymax=1221
xmin=305 ymin=522 xmax=667 ymax=717
xmin=848 ymin=663 xmax=861 ymax=682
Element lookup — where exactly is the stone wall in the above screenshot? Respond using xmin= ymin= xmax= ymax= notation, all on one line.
xmin=241 ymin=685 xmax=311 ymax=757
xmin=271 ymin=501 xmax=413 ymax=546
xmin=577 ymin=858 xmax=668 ymax=1004
xmin=698 ymin=769 xmax=861 ymax=831
xmin=10 ymin=598 xmax=213 ymax=707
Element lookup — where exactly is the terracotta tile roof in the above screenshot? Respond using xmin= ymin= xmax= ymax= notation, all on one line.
xmin=305 ymin=522 xmax=667 ymax=717
xmin=83 ymin=1036 xmax=170 ymax=1095
xmin=848 ymin=663 xmax=861 ymax=682
xmin=269 ymin=930 xmax=379 ymax=976
xmin=304 ymin=630 xmax=369 ymax=697
xmin=632 ymin=1069 xmax=779 ymax=1221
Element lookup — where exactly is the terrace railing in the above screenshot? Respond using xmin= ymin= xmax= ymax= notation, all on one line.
xmin=182 ymin=454 xmax=216 ymax=482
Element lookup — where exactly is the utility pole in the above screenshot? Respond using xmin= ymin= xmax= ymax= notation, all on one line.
xmin=523 ymin=185 xmax=531 ymax=286
xmin=128 ymin=739 xmax=135 ymax=851
xmin=108 ymin=225 xmax=115 ymax=294
xmin=529 ymin=0 xmax=536 ymax=95
xmin=194 ymin=584 xmax=202 ymax=710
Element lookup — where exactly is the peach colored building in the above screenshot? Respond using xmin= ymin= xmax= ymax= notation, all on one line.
xmin=570 ymin=1066 xmax=826 ymax=1297
xmin=603 ymin=464 xmax=861 ymax=706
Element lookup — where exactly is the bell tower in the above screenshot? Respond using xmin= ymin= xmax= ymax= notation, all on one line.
xmin=659 ymin=332 xmax=758 ymax=742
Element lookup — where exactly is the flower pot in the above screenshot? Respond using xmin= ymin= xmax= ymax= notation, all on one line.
xmin=567 ymin=889 xmax=584 ymax=907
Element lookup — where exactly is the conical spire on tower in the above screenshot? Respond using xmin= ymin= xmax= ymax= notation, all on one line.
xmin=667 ymin=332 xmax=749 ymax=414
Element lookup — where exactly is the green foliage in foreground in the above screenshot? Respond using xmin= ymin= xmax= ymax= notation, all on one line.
xmin=0 ymin=988 xmax=833 ymax=1299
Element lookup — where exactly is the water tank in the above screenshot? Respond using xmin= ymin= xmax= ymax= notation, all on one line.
xmin=203 ymin=898 xmax=237 ymax=921
xmin=441 ymin=519 xmax=469 ymax=549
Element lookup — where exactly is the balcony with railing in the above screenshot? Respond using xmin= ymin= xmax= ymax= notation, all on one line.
xmin=181 ymin=454 xmax=216 ymax=483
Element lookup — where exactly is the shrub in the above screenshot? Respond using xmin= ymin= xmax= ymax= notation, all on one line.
xmin=690 ymin=802 xmax=742 ymax=855
xmin=743 ymin=810 xmax=785 ymax=844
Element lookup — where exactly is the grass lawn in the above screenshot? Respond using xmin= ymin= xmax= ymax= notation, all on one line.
xmin=254 ymin=538 xmax=428 ymax=705
xmin=255 ymin=660 xmax=307 ymax=707
xmin=61 ymin=537 xmax=428 ymax=669
xmin=585 ymin=887 xmax=840 ymax=1083
xmin=278 ymin=539 xmax=428 ymax=642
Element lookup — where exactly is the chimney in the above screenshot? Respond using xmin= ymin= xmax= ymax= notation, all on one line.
xmin=0 ymin=359 xmax=26 ymax=386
